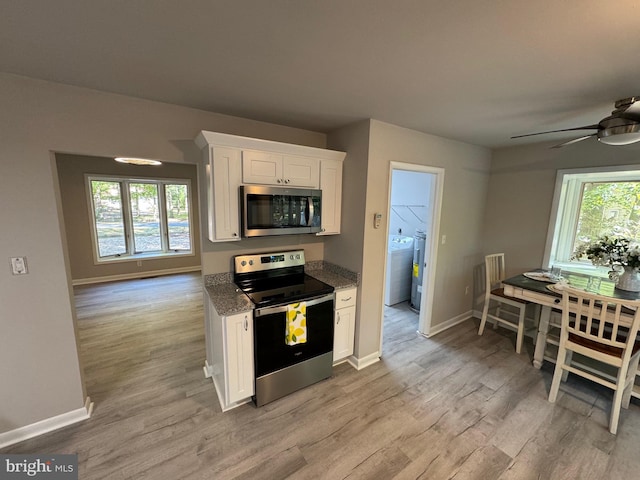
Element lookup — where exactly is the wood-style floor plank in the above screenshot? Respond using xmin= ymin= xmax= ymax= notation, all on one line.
xmin=3 ymin=274 xmax=640 ymax=479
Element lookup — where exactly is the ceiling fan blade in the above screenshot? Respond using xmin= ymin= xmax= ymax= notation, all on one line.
xmin=511 ymin=124 xmax=599 ymax=139
xmin=551 ymin=134 xmax=596 ymax=148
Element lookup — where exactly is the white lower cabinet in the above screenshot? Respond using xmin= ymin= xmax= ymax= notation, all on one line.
xmin=333 ymin=287 xmax=356 ymax=363
xmin=205 ymin=297 xmax=254 ymax=410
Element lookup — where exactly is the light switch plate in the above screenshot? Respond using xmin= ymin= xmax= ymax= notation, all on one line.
xmin=10 ymin=256 xmax=28 ymax=275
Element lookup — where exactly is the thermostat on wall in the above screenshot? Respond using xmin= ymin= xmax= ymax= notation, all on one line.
xmin=373 ymin=213 xmax=382 ymax=229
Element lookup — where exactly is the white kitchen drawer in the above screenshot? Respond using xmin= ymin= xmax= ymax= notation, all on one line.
xmin=335 ymin=287 xmax=356 ymax=309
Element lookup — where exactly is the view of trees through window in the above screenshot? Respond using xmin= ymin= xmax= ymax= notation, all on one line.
xmin=574 ymin=181 xmax=640 ymax=252
xmin=90 ymin=177 xmax=191 ymax=259
xmin=165 ymin=184 xmax=191 ymax=251
xmin=91 ymin=181 xmax=127 ymax=257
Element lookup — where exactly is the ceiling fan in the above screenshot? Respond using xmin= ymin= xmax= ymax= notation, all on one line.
xmin=512 ymin=97 xmax=640 ymax=148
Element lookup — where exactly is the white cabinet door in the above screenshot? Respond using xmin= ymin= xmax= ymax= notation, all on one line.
xmin=333 ymin=305 xmax=355 ymax=362
xmin=317 ymin=158 xmax=343 ymax=235
xmin=207 ymin=146 xmax=241 ymax=241
xmin=282 ymin=155 xmax=319 ymax=188
xmin=333 ymin=287 xmax=356 ymax=363
xmin=224 ymin=312 xmax=255 ymax=404
xmin=242 ymin=150 xmax=320 ymax=187
xmin=242 ymin=149 xmax=283 ymax=185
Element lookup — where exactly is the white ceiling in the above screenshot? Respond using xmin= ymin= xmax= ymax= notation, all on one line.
xmin=2 ymin=0 xmax=640 ymax=148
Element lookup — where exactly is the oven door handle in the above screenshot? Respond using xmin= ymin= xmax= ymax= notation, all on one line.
xmin=254 ymin=292 xmax=334 ymax=317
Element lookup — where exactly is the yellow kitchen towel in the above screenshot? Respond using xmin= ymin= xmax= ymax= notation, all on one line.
xmin=285 ymin=302 xmax=307 ymax=345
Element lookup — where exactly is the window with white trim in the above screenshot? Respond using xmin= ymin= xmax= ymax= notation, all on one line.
xmin=87 ymin=176 xmax=193 ymax=262
xmin=545 ymin=166 xmax=640 ymax=273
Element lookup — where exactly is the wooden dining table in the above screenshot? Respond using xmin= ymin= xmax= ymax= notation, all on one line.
xmin=502 ymin=269 xmax=640 ymax=399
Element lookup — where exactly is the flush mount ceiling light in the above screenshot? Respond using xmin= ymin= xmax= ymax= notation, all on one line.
xmin=114 ymin=157 xmax=162 ymax=166
xmin=597 ymin=123 xmax=640 ymax=146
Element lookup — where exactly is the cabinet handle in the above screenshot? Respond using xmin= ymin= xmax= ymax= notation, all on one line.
xmin=342 ymin=297 xmax=352 ymax=302
xmin=337 ymin=312 xmax=340 ymax=324
xmin=277 ymin=178 xmax=282 ymax=183
xmin=285 ymin=179 xmax=290 ymax=184
xmin=232 ymin=233 xmax=238 ymax=237
xmin=244 ymin=316 xmax=248 ymax=331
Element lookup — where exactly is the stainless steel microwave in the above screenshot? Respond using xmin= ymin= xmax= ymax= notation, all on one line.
xmin=240 ymin=185 xmax=322 ymax=237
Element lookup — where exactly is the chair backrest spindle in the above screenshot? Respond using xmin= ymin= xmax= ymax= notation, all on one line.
xmin=485 ymin=253 xmax=506 ymax=294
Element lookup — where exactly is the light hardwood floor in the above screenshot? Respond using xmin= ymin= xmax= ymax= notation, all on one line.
xmin=4 ymin=273 xmax=640 ymax=479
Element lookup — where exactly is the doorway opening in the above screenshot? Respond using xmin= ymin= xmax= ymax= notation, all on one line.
xmin=53 ymin=152 xmax=203 ymax=406
xmin=382 ymin=162 xmax=444 ymax=346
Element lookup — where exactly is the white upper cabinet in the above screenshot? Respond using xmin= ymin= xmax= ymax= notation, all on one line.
xmin=242 ymin=150 xmax=319 ymax=188
xmin=241 ymin=149 xmax=282 ymax=185
xmin=317 ymin=158 xmax=343 ymax=235
xmin=281 ymin=154 xmax=319 ymax=187
xmin=195 ymin=131 xmax=345 ymax=241
xmin=203 ymin=146 xmax=242 ymax=242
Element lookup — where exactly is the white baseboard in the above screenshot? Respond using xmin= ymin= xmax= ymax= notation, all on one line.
xmin=203 ymin=361 xmax=250 ymax=412
xmin=72 ymin=266 xmax=201 ymax=286
xmin=0 ymin=397 xmax=93 ymax=449
xmin=423 ymin=310 xmax=474 ymax=338
xmin=348 ymin=351 xmax=380 ymax=370
xmin=203 ymin=361 xmax=213 ymax=379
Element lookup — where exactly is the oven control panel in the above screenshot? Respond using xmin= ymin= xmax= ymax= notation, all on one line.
xmin=234 ymin=250 xmax=305 ymax=274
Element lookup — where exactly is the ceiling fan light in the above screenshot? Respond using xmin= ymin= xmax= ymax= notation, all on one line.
xmin=114 ymin=157 xmax=163 ymax=166
xmin=597 ymin=124 xmax=640 ymax=146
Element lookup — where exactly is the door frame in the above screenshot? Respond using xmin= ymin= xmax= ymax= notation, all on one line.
xmin=380 ymin=161 xmax=444 ymax=345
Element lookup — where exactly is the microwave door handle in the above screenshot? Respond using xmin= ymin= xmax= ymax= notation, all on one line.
xmin=306 ymin=197 xmax=314 ymax=226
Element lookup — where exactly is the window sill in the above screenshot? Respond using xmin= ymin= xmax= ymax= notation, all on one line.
xmin=550 ymin=262 xmax=610 ymax=278
xmin=96 ymin=251 xmax=195 ymax=265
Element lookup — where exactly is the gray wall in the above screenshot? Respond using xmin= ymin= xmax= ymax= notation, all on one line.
xmin=328 ymin=120 xmax=492 ymax=360
xmin=325 ymin=120 xmax=371 ymax=357
xmin=484 ymin=139 xmax=640 ymax=277
xmin=55 ymin=153 xmax=201 ymax=281
xmin=0 ymin=72 xmax=326 ymax=435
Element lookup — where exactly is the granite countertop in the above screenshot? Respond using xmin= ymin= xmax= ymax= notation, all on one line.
xmin=204 ymin=273 xmax=254 ymax=316
xmin=305 ymin=261 xmax=359 ymax=290
xmin=204 ymin=262 xmax=359 ymax=317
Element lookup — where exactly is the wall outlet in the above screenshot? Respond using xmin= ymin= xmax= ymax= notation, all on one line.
xmin=10 ymin=256 xmax=28 ymax=275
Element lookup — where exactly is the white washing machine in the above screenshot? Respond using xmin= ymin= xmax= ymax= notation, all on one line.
xmin=384 ymin=235 xmax=414 ymax=306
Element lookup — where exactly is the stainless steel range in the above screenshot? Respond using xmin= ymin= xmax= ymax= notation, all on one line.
xmin=234 ymin=250 xmax=335 ymax=406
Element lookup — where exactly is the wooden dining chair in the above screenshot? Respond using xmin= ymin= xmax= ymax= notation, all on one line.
xmin=548 ymin=286 xmax=640 ymax=434
xmin=478 ymin=253 xmax=531 ymax=354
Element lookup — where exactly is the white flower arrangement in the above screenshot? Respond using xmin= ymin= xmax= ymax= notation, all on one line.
xmin=573 ymin=236 xmax=640 ymax=270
